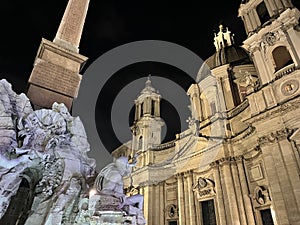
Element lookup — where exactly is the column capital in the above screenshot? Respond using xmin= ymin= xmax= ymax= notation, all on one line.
xmin=209 ymin=160 xmax=219 ymax=168
xmin=218 ymin=156 xmax=235 ymax=165
xmin=183 ymin=170 xmax=193 ymax=178
xmin=175 ymin=173 xmax=183 ymax=180
xmin=258 ymin=128 xmax=294 ymax=146
xmin=233 ymin=155 xmax=244 ymax=162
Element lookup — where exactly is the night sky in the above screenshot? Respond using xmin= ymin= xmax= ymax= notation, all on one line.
xmin=0 ymin=0 xmax=247 ymax=93
xmin=1 ymin=0 xmax=299 ymax=169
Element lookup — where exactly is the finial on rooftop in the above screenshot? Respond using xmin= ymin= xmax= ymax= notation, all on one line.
xmin=146 ymin=74 xmax=152 ymax=87
xmin=138 ymin=74 xmax=159 ymax=95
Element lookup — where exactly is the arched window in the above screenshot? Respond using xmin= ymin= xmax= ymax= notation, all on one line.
xmin=256 ymin=1 xmax=270 ymax=26
xmin=138 ymin=136 xmax=143 ymax=150
xmin=140 ymin=103 xmax=144 ymax=117
xmin=151 ymin=99 xmax=155 ymax=116
xmin=272 ymin=46 xmax=293 ymax=71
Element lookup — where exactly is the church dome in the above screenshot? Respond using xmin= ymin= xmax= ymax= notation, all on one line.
xmin=204 ymin=44 xmax=252 ymax=70
xmin=196 ymin=25 xmax=253 ymax=82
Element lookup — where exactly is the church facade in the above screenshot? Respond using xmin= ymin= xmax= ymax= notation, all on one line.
xmin=0 ymin=0 xmax=300 ymax=224
xmin=112 ymin=0 xmax=300 ymax=225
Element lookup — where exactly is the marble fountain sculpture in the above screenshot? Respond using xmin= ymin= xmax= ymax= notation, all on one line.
xmin=0 ymin=79 xmax=146 ymax=225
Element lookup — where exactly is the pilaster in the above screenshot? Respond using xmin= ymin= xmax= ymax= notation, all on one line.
xmin=236 ymin=157 xmax=256 ymax=225
xmin=210 ymin=162 xmax=227 ymax=225
xmin=176 ymin=173 xmax=186 ymax=225
xmin=219 ymin=157 xmax=241 ymax=225
xmin=258 ymin=128 xmax=300 ymax=224
xmin=231 ymin=157 xmax=247 ymax=225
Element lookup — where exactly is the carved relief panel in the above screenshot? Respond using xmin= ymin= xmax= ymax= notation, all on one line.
xmin=193 ymin=177 xmax=215 ymax=200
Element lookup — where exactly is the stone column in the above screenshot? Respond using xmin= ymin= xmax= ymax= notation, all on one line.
xmin=134 ymin=104 xmax=139 ymax=121
xmin=236 ymin=157 xmax=256 ymax=225
xmin=252 ymin=50 xmax=272 ymax=85
xmin=199 ymin=99 xmax=204 ymax=120
xmin=210 ymin=161 xmax=227 ymax=225
xmin=145 ymin=97 xmax=151 ymax=114
xmin=264 ymin=0 xmax=276 ymax=16
xmin=197 ymin=96 xmax=203 ymax=121
xmin=285 ymin=27 xmax=300 ymax=72
xmin=245 ymin=13 xmax=254 ymax=33
xmin=251 ymin=10 xmax=260 ymax=28
xmin=220 ymin=77 xmax=235 ymax=110
xmin=159 ymin=183 xmax=165 ymax=225
xmin=177 ymin=173 xmax=186 ymax=225
xmin=216 ymin=78 xmax=227 ymax=113
xmin=273 ymin=0 xmax=284 ymax=12
xmin=281 ymin=0 xmax=292 ymax=7
xmin=152 ymin=184 xmax=159 ymax=225
xmin=231 ymin=158 xmax=247 ymax=225
xmin=220 ymin=157 xmax=241 ymax=225
xmin=183 ymin=173 xmax=191 ymax=225
xmin=141 ymin=185 xmax=153 ymax=225
xmin=242 ymin=15 xmax=249 ymax=34
xmin=138 ymin=104 xmax=142 ymax=119
xmin=155 ymin=99 xmax=160 ymax=117
xmin=187 ymin=171 xmax=197 ymax=225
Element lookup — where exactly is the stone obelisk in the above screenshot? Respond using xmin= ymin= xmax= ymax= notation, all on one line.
xmin=26 ymin=0 xmax=90 ymax=111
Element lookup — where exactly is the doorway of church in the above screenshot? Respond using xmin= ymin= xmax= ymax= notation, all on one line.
xmin=201 ymin=199 xmax=217 ymax=225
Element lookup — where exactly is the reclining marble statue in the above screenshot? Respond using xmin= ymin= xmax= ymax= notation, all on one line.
xmin=93 ymin=156 xmax=146 ymax=224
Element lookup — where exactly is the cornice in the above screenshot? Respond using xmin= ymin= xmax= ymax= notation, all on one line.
xmin=246 ymin=96 xmax=300 ymax=124
xmin=258 ymin=128 xmax=294 ymax=146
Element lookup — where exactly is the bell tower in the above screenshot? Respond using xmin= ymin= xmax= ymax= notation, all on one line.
xmin=238 ymin=0 xmax=300 ymax=85
xmin=131 ymin=75 xmax=165 ymax=153
xmin=26 ymin=0 xmax=90 ymax=111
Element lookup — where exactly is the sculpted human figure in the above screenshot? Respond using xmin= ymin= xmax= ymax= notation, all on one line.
xmin=94 ymin=156 xmax=144 ymax=211
xmin=94 ymin=156 xmax=146 ymax=224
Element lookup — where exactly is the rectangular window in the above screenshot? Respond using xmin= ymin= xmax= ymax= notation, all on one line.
xmin=201 ymin=199 xmax=217 ymax=225
xmin=260 ymin=209 xmax=274 ymax=225
xmin=256 ymin=2 xmax=270 ymax=25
